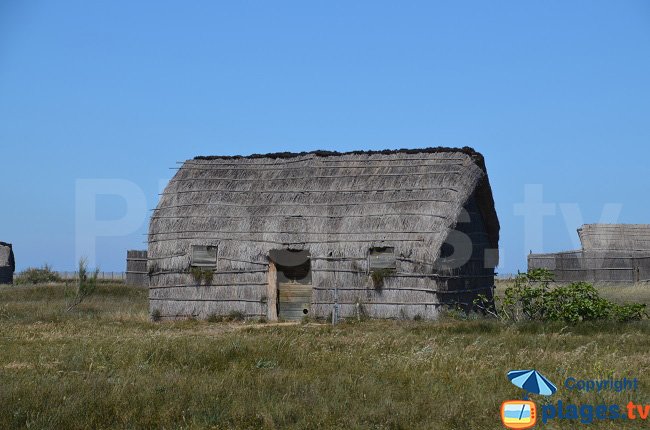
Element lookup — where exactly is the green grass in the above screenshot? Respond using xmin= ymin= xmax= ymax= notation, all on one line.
xmin=1 ymin=283 xmax=650 ymax=429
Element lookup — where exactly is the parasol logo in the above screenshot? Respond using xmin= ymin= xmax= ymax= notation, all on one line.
xmin=501 ymin=370 xmax=648 ymax=426
xmin=500 ymin=370 xmax=557 ymax=429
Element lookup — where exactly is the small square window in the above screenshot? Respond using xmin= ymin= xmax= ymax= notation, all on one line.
xmin=368 ymin=247 xmax=396 ymax=271
xmin=191 ymin=245 xmax=217 ymax=268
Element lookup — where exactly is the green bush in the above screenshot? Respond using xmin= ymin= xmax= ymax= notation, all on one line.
xmin=190 ymin=267 xmax=203 ymax=283
xmin=14 ymin=265 xmax=61 ymax=285
xmin=370 ymin=268 xmax=395 ymax=289
xmin=474 ymin=269 xmax=647 ymax=323
xmin=544 ymin=282 xmax=646 ymax=323
xmin=190 ymin=267 xmax=214 ymax=285
xmin=201 ymin=269 xmax=214 ymax=285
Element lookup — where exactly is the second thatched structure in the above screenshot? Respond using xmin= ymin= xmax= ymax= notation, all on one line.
xmin=528 ymin=224 xmax=650 ymax=283
xmin=126 ymin=250 xmax=148 ymax=287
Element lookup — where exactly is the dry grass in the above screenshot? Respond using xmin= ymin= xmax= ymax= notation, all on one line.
xmin=1 ymin=283 xmax=650 ymax=429
xmin=594 ymin=281 xmax=650 ymax=305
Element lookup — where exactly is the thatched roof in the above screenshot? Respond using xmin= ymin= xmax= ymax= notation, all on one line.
xmin=150 ymin=147 xmax=499 ymax=268
xmin=579 ymin=224 xmax=650 ymax=253
xmin=194 ymin=146 xmax=483 ymax=161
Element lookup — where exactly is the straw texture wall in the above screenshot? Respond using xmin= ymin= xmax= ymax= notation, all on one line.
xmin=148 ymin=147 xmax=499 ymax=320
xmin=528 ymin=224 xmax=650 ymax=283
xmin=579 ymin=224 xmax=650 ymax=252
xmin=0 ymin=242 xmax=15 ymax=285
xmin=126 ymin=250 xmax=148 ymax=287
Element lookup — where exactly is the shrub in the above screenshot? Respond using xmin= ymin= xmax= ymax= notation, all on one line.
xmin=190 ymin=267 xmax=203 ymax=284
xmin=151 ymin=308 xmax=162 ymax=322
xmin=474 ymin=269 xmax=647 ymax=324
xmin=544 ymin=282 xmax=646 ymax=323
xmin=190 ymin=267 xmax=215 ymax=285
xmin=201 ymin=269 xmax=214 ymax=285
xmin=14 ymin=265 xmax=60 ymax=285
xmin=66 ymin=258 xmax=99 ymax=312
xmin=370 ymin=268 xmax=395 ymax=289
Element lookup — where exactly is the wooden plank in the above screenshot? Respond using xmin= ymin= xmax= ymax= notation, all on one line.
xmin=278 ymin=282 xmax=312 ymax=321
xmin=267 ymin=262 xmax=278 ymax=322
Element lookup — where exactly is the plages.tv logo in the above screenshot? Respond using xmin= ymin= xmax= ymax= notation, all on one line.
xmin=501 ymin=370 xmax=648 ymax=427
xmin=501 ymin=370 xmax=557 ymax=429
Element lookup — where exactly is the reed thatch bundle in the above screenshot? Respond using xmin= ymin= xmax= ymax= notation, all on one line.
xmin=126 ymin=250 xmax=148 ymax=287
xmin=579 ymin=224 xmax=650 ymax=252
xmin=149 ymin=147 xmax=499 ymax=320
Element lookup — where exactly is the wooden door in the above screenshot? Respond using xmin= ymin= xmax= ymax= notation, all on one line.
xmin=278 ymin=282 xmax=312 ymax=320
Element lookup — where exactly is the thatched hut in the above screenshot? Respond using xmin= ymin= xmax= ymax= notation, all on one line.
xmin=0 ymin=242 xmax=15 ymax=285
xmin=148 ymin=147 xmax=500 ymax=320
xmin=528 ymin=224 xmax=650 ymax=283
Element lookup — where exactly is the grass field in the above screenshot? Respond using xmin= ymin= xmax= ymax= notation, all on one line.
xmin=2 ymin=282 xmax=650 ymax=429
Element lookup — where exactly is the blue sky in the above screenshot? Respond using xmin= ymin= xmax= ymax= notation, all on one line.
xmin=1 ymin=1 xmax=649 ymax=273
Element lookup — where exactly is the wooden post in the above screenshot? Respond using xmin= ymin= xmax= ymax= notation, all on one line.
xmin=267 ymin=261 xmax=278 ymax=321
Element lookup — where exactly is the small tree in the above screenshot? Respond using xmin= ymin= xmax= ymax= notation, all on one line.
xmin=66 ymin=258 xmax=99 ymax=311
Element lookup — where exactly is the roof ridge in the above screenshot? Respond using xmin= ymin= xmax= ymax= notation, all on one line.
xmin=193 ymin=146 xmax=482 ymax=161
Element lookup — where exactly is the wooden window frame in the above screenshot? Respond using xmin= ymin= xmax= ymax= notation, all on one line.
xmin=367 ymin=246 xmax=396 ymax=273
xmin=190 ymin=245 xmax=218 ymax=269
